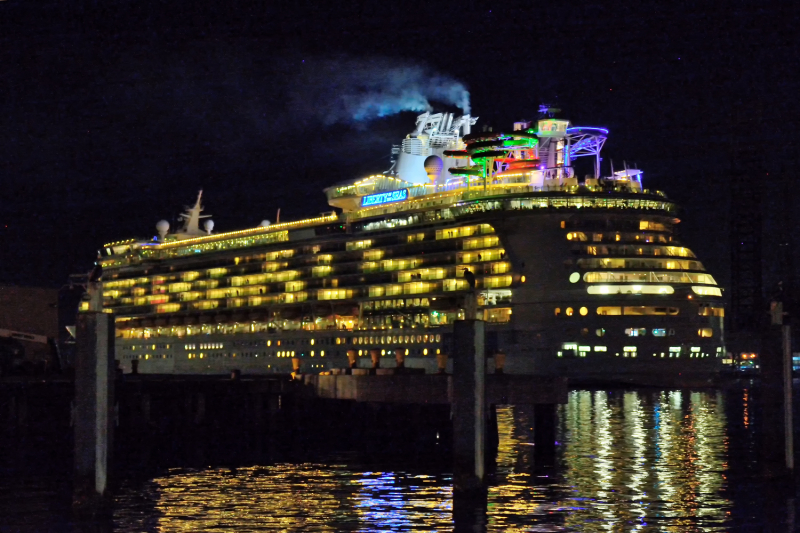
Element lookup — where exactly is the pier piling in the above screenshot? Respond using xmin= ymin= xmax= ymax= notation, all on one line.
xmin=760 ymin=307 xmax=795 ymax=480
xmin=73 ymin=311 xmax=115 ymax=515
xmin=452 ymin=319 xmax=486 ymax=495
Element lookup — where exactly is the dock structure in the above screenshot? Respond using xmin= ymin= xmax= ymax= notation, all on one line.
xmin=3 ymin=313 xmax=569 ymax=513
xmin=304 ymin=320 xmax=567 ymax=494
xmin=303 ymin=373 xmax=567 ymax=405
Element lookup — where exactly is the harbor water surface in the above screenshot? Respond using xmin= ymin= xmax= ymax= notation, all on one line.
xmin=2 ymin=386 xmax=797 ymax=532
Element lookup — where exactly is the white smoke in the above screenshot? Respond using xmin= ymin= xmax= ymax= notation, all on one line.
xmin=288 ymin=56 xmax=471 ymax=125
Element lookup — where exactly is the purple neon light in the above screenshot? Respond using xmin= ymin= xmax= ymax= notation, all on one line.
xmin=566 ymin=126 xmax=609 ymax=135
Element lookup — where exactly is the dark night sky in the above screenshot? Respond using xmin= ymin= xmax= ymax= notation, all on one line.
xmin=1 ymin=1 xmax=798 ymax=290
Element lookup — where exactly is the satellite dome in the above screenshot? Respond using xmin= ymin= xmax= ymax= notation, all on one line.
xmin=156 ymin=220 xmax=170 ymax=240
xmin=423 ymin=155 xmax=444 ymax=182
xmin=260 ymin=220 xmax=271 ymax=227
xmin=203 ymin=219 xmax=214 ymax=234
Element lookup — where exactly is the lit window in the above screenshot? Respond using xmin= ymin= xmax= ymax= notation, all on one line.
xmin=692 ymin=286 xmax=722 ymax=297
xmin=652 ymin=328 xmax=667 ymax=337
xmin=555 ymin=308 xmax=561 ymax=316
xmin=596 ymin=328 xmax=606 ymax=337
xmin=698 ymin=328 xmax=713 ymax=338
xmin=596 ymin=306 xmax=622 ymax=316
xmin=588 ymin=285 xmax=674 ymax=295
xmin=625 ymin=328 xmax=647 ymax=337
xmin=579 ymin=307 xmax=588 ymax=316
xmin=569 ymin=272 xmax=580 ymax=283
xmin=566 ymin=307 xmax=574 ymax=316
xmin=594 ymin=346 xmax=607 ymax=352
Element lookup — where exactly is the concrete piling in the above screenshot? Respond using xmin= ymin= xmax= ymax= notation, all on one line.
xmin=451 ymin=319 xmax=486 ymax=495
xmin=760 ymin=319 xmax=795 ymax=479
xmin=73 ymin=311 xmax=115 ymax=515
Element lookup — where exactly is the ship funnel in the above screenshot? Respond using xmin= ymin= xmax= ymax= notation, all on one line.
xmin=462 ymin=114 xmax=471 ymax=136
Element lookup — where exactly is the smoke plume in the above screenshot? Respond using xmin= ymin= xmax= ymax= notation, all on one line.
xmin=287 ymin=56 xmax=471 ymax=125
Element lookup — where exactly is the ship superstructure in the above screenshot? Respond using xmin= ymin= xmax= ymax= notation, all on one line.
xmin=95 ymin=109 xmax=727 ymax=381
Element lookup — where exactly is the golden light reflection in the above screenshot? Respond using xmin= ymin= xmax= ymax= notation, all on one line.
xmin=111 ymin=392 xmax=733 ymax=533
xmin=558 ymin=390 xmax=730 ymax=532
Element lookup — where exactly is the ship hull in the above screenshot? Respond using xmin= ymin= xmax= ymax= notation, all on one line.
xmin=111 ymin=194 xmax=726 ymax=382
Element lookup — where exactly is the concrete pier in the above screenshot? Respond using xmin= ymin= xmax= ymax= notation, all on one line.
xmin=759 ymin=318 xmax=795 ymax=480
xmin=73 ymin=311 xmax=115 ymax=515
xmin=451 ymin=319 xmax=486 ymax=495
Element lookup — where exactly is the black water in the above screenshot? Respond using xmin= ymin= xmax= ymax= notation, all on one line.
xmin=2 ymin=385 xmax=799 ymax=532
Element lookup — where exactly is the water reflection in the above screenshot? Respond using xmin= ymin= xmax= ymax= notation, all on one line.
xmin=559 ymin=390 xmax=729 ymax=532
xmin=110 ymin=390 xmax=735 ymax=532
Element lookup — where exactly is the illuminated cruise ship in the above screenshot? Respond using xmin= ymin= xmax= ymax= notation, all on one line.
xmin=96 ymin=108 xmax=726 ymax=381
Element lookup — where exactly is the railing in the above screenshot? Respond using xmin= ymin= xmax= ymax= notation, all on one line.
xmin=350 ymin=184 xmax=676 ymax=222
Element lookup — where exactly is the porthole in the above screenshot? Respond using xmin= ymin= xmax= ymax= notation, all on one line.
xmin=569 ymin=272 xmax=581 ymax=283
xmin=566 ymin=307 xmax=574 ymax=316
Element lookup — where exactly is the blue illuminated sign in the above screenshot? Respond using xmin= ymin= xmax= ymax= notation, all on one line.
xmin=361 ymin=189 xmax=409 ymax=207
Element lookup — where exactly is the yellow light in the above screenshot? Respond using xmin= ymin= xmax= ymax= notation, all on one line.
xmin=423 ymin=348 xmax=428 ymax=355
xmin=521 ymin=275 xmax=526 ymax=283
xmin=310 ymin=339 xmax=315 ymax=345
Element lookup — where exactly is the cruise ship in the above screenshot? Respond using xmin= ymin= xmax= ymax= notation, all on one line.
xmin=94 ymin=107 xmax=727 ymax=381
